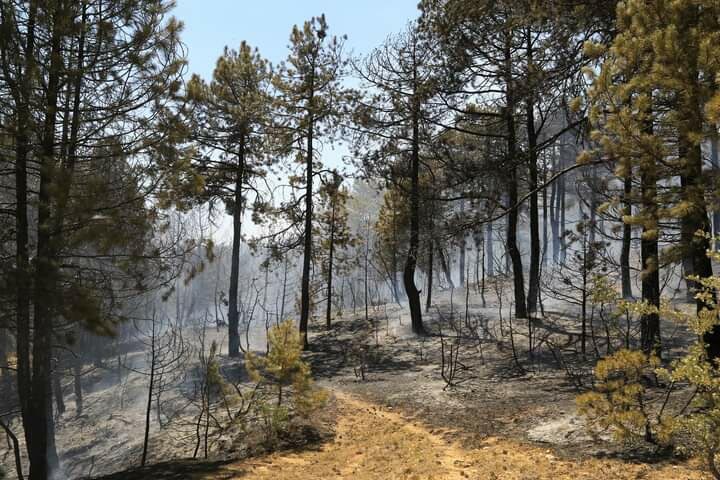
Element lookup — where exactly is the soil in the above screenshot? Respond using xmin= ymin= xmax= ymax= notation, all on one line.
xmin=206 ymin=392 xmax=706 ymax=479
xmin=203 ymin=289 xmax=709 ymax=479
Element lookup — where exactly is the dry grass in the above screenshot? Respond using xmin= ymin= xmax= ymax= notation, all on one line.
xmin=212 ymin=392 xmax=708 ymax=480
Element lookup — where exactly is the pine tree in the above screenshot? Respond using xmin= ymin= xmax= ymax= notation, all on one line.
xmin=187 ymin=41 xmax=273 ymax=357
xmin=272 ymin=15 xmax=349 ymax=348
xmin=316 ymin=171 xmax=354 ymax=328
xmin=0 ymin=2 xmax=187 ymax=477
xmin=354 ymin=23 xmax=439 ymax=334
xmin=587 ymin=0 xmax=720 ymax=357
xmin=246 ymin=319 xmax=325 ymax=415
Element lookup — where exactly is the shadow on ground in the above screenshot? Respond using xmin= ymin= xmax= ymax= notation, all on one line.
xmin=87 ymin=458 xmax=236 ymax=480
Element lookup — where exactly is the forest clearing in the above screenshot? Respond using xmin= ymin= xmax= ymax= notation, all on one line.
xmin=63 ymin=289 xmax=710 ymax=480
xmin=215 ymin=392 xmax=703 ymax=480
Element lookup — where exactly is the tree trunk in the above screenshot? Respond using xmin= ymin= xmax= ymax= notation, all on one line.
xmin=29 ymin=7 xmax=89 ymax=474
xmin=580 ymin=230 xmax=590 ymax=356
xmin=404 ymin=102 xmax=424 ymax=334
xmin=52 ymin=360 xmax=65 ymax=416
xmin=639 ymin=119 xmax=660 ymax=356
xmin=507 ymin=158 xmax=527 ymax=321
xmin=438 ymin=246 xmax=454 ymax=289
xmin=526 ymin=91 xmax=540 ymax=316
xmin=556 ymin=139 xmax=568 ymax=264
xmin=550 ymin=159 xmax=560 ymax=264
xmin=480 ymin=235 xmax=486 ymax=307
xmin=621 ymin=175 xmax=633 ymax=299
xmin=73 ymin=358 xmax=83 ymax=416
xmin=0 ymin=335 xmax=10 ymax=394
xmin=364 ymin=217 xmax=370 ymax=323
xmin=542 ymin=159 xmax=549 ymax=266
xmin=141 ymin=320 xmax=156 ymax=467
xmin=30 ymin=6 xmax=64 ymax=475
xmin=227 ymin=138 xmax=246 ymax=357
xmin=559 ymin=173 xmax=567 ymax=264
xmin=485 ymin=222 xmax=494 ymax=276
xmin=589 ymin=176 xmax=598 ymax=246
xmin=504 ymin=200 xmax=512 ymax=274
xmin=426 ymin=238 xmax=434 ymax=312
xmin=504 ymin=36 xmax=527 ymax=320
xmin=325 ymin=197 xmax=336 ymax=328
xmin=640 ymin=184 xmax=660 ymax=355
xmin=459 ymin=237 xmax=466 ymax=288
xmin=300 ymin=106 xmax=315 ymax=348
xmin=12 ymin=0 xmax=37 ymax=464
xmin=458 ymin=200 xmax=466 ymax=287
xmin=674 ymin=11 xmax=719 ymax=358
xmin=280 ymin=256 xmax=288 ymax=322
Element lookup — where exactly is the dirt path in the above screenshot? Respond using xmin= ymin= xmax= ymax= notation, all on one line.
xmin=214 ymin=391 xmax=708 ymax=480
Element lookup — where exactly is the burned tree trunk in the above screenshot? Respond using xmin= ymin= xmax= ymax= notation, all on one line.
xmin=621 ymin=175 xmax=633 ymax=299
xmin=404 ymin=104 xmax=424 ymax=334
xmin=228 ymin=138 xmax=246 ymax=357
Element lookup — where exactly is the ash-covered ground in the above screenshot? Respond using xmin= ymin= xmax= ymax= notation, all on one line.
xmin=0 ymin=276 xmax=703 ymax=479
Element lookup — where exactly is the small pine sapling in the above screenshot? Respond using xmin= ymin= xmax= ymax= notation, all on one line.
xmin=246 ymin=320 xmax=326 ymax=422
xmin=577 ymin=349 xmax=672 ymax=446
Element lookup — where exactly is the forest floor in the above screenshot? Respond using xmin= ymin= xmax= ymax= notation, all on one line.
xmin=207 ymin=285 xmax=708 ymax=479
xmin=2 ymin=281 xmax=709 ymax=479
xmin=211 ymin=391 xmax=704 ymax=480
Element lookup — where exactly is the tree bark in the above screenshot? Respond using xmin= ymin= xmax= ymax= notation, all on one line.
xmin=52 ymin=359 xmax=65 ymax=416
xmin=675 ymin=8 xmax=718 ymax=359
xmin=280 ymin=256 xmax=288 ymax=322
xmin=8 ymin=0 xmax=37 ymax=461
xmin=404 ymin=101 xmax=424 ymax=334
xmin=526 ymin=28 xmax=540 ymax=317
xmin=526 ymin=100 xmax=540 ymax=315
xmin=621 ymin=175 xmax=633 ymax=299
xmin=459 ymin=237 xmax=466 ymax=288
xmin=300 ymin=101 xmax=315 ymax=348
xmin=639 ymin=118 xmax=660 ymax=356
xmin=639 ymin=175 xmax=660 ymax=355
xmin=556 ymin=138 xmax=568 ymax=265
xmin=30 ymin=5 xmax=64 ymax=475
xmin=559 ymin=167 xmax=567 ymax=264
xmin=542 ymin=154 xmax=548 ymax=266
xmin=228 ymin=138 xmax=246 ymax=357
xmin=426 ymin=238 xmax=434 ymax=312
xmin=550 ymin=158 xmax=560 ymax=264
xmin=73 ymin=357 xmax=83 ymax=416
xmin=141 ymin=320 xmax=156 ymax=467
xmin=364 ymin=216 xmax=370 ymax=323
xmin=325 ymin=196 xmax=337 ymax=328
xmin=485 ymin=222 xmax=494 ymax=276
xmin=438 ymin=246 xmax=454 ymax=289
xmin=503 ymin=35 xmax=527 ymax=320
xmin=458 ymin=200 xmax=466 ymax=287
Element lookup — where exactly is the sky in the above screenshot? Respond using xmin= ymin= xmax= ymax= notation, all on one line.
xmin=173 ymin=0 xmax=421 ymax=80
xmin=171 ymin=1 xmax=421 ymax=242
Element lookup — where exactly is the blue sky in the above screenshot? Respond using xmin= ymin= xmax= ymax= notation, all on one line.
xmin=173 ymin=0 xmax=421 ymax=80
